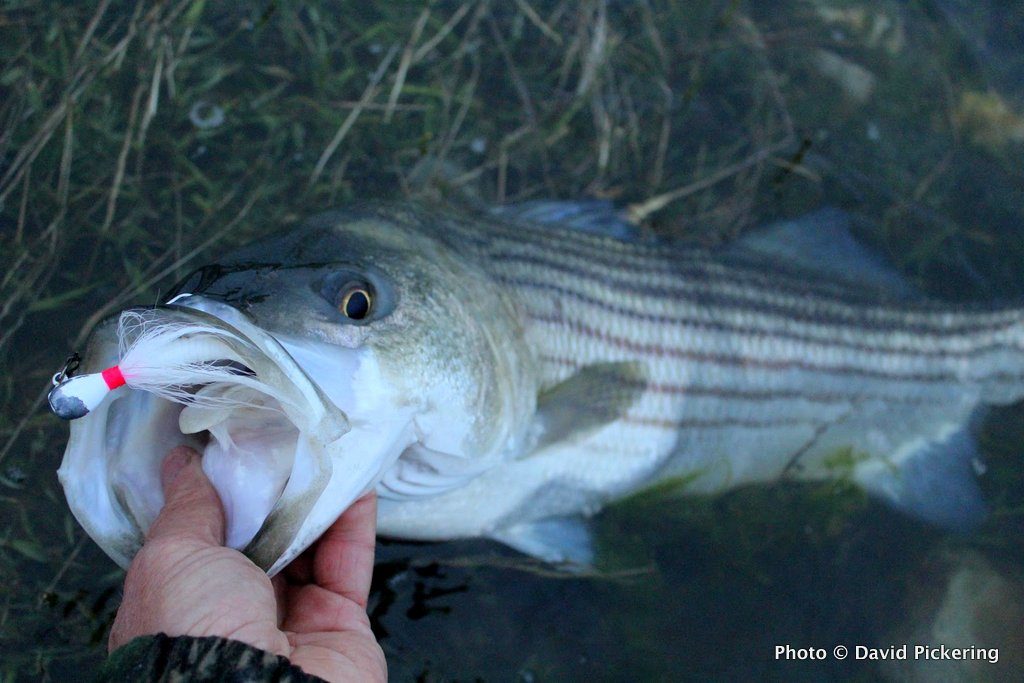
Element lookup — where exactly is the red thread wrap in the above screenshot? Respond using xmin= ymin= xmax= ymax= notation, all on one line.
xmin=101 ymin=365 xmax=126 ymax=390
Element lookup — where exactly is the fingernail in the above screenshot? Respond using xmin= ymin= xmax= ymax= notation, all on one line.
xmin=161 ymin=447 xmax=193 ymax=490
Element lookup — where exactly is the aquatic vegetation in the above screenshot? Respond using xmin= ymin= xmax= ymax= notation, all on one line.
xmin=953 ymin=90 xmax=1024 ymax=152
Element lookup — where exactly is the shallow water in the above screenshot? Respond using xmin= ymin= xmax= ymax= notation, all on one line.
xmin=1 ymin=1 xmax=1023 ymax=680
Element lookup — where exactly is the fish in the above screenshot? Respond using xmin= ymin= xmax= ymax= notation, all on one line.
xmin=55 ymin=200 xmax=1019 ymax=574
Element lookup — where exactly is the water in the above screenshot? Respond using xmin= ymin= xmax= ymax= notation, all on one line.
xmin=1 ymin=1 xmax=1023 ymax=679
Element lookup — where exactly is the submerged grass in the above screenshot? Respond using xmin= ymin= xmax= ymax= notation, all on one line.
xmin=1 ymin=0 xmax=1023 ymax=678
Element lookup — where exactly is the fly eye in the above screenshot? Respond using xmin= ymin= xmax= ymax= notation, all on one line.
xmin=338 ymin=285 xmax=372 ymax=320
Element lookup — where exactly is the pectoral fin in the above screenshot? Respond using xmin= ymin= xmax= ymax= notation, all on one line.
xmin=526 ymin=361 xmax=647 ymax=455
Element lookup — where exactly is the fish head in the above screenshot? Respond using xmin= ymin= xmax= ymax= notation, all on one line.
xmin=57 ymin=205 xmax=537 ymax=575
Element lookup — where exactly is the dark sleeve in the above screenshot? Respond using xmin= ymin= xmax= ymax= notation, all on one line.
xmin=96 ymin=633 xmax=326 ymax=682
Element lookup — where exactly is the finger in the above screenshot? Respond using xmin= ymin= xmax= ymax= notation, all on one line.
xmin=314 ymin=492 xmax=377 ymax=608
xmin=281 ymin=583 xmax=368 ymax=635
xmin=146 ymin=446 xmax=225 ymax=547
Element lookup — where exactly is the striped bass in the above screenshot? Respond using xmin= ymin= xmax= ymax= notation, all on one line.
xmin=55 ymin=201 xmax=1012 ymax=570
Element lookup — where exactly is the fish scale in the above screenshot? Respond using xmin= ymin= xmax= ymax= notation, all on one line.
xmin=440 ymin=216 xmax=1024 ymax=502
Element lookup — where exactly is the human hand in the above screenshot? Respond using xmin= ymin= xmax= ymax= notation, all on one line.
xmin=109 ymin=446 xmax=386 ymax=682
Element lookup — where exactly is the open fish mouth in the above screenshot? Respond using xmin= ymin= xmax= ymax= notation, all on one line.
xmin=57 ymin=297 xmax=353 ymax=575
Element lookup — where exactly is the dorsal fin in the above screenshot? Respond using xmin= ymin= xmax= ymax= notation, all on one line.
xmin=493 ymin=200 xmax=641 ymax=241
xmin=731 ymin=208 xmax=922 ymax=299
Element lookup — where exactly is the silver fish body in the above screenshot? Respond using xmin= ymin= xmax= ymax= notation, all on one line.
xmin=58 ymin=202 xmax=1019 ymax=569
xmin=365 ymin=204 xmax=1020 ymax=556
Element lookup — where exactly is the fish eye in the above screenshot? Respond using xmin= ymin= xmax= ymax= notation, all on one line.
xmin=318 ymin=270 xmax=392 ymax=323
xmin=338 ymin=284 xmax=372 ymax=320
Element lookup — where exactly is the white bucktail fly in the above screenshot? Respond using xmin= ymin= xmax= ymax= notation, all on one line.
xmin=48 ymin=310 xmax=294 ymax=420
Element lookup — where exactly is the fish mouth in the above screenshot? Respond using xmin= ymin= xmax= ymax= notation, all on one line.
xmin=56 ymin=297 xmax=380 ymax=575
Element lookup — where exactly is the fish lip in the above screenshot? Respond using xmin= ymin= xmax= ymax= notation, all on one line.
xmin=57 ymin=297 xmax=352 ymax=573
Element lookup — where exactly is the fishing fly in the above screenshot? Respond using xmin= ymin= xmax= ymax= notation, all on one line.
xmin=47 ymin=309 xmax=283 ymax=421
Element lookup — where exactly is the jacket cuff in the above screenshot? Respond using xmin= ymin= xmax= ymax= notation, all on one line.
xmin=97 ymin=633 xmax=325 ymax=682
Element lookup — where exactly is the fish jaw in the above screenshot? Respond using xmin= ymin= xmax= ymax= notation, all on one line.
xmin=238 ymin=333 xmax=421 ymax=575
xmin=171 ymin=296 xmax=421 ymax=572
xmin=58 ymin=359 xmax=185 ymax=568
xmin=56 ymin=298 xmax=407 ymax=575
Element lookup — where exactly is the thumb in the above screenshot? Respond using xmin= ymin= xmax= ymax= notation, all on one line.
xmin=146 ymin=446 xmax=226 ymax=547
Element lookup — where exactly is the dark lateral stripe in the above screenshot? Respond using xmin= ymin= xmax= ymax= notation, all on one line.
xmin=451 ymin=221 xmax=881 ymax=306
xmin=531 ymin=313 xmax=1024 ymax=385
xmin=497 ymin=251 xmax=1021 ymax=335
xmin=539 ymin=354 xmax=938 ymax=405
xmin=459 ymin=211 xmax=1009 ymax=322
xmin=471 ymin=214 xmax=940 ymax=308
xmin=645 ymin=382 xmax=935 ymax=405
xmin=479 ymin=234 xmax=893 ymax=309
xmin=480 ymin=230 xmax=877 ymax=303
xmin=622 ymin=415 xmax=820 ymax=430
xmin=498 ymin=247 xmax=1011 ymax=330
xmin=509 ymin=276 xmax=1023 ymax=358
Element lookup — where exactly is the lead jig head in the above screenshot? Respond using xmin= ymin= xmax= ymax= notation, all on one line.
xmin=48 ymin=353 xmax=125 ymax=420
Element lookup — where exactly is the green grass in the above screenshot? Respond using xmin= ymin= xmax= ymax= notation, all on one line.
xmin=1 ymin=0 xmax=1024 ymax=678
